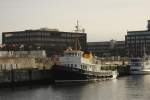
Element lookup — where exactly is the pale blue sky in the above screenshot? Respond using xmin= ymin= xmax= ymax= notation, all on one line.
xmin=0 ymin=0 xmax=150 ymax=42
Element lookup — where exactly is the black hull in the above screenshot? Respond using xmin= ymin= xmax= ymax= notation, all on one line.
xmin=51 ymin=65 xmax=114 ymax=82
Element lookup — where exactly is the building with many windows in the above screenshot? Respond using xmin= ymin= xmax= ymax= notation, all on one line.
xmin=87 ymin=40 xmax=126 ymax=57
xmin=2 ymin=29 xmax=87 ymax=56
xmin=125 ymin=20 xmax=150 ymax=57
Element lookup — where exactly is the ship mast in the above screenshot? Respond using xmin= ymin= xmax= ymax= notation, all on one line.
xmin=73 ymin=20 xmax=84 ymax=50
xmin=76 ymin=20 xmax=79 ymax=32
xmin=143 ymin=43 xmax=147 ymax=58
xmin=74 ymin=38 xmax=81 ymax=50
xmin=74 ymin=20 xmax=85 ymax=33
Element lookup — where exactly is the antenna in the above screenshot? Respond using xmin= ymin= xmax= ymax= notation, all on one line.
xmin=74 ymin=20 xmax=85 ymax=33
xmin=75 ymin=20 xmax=79 ymax=32
xmin=77 ymin=20 xmax=79 ymax=32
xmin=73 ymin=21 xmax=84 ymax=50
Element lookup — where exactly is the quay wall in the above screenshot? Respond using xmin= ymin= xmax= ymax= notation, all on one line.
xmin=0 ymin=54 xmax=55 ymax=87
xmin=0 ymin=68 xmax=53 ymax=87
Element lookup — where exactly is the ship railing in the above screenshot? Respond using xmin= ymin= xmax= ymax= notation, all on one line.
xmin=78 ymin=69 xmax=114 ymax=77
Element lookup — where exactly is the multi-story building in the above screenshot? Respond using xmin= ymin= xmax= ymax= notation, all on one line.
xmin=125 ymin=20 xmax=150 ymax=57
xmin=2 ymin=29 xmax=87 ymax=56
xmin=87 ymin=40 xmax=126 ymax=57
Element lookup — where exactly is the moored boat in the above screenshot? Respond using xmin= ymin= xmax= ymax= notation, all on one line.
xmin=129 ymin=57 xmax=150 ymax=75
xmin=51 ymin=46 xmax=118 ymax=82
xmin=129 ymin=45 xmax=150 ymax=75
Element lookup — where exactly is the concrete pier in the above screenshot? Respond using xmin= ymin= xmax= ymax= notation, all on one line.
xmin=0 ymin=68 xmax=53 ymax=87
xmin=0 ymin=51 xmax=55 ymax=87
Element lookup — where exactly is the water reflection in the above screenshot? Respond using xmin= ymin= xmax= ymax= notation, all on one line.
xmin=124 ymin=75 xmax=150 ymax=100
xmin=0 ymin=76 xmax=150 ymax=100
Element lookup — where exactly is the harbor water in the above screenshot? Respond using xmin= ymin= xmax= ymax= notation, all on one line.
xmin=1 ymin=75 xmax=150 ymax=100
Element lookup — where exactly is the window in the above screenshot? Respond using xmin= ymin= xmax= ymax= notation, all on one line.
xmin=5 ymin=33 xmax=13 ymax=37
xmin=61 ymin=33 xmax=66 ymax=37
xmin=127 ymin=37 xmax=130 ymax=40
xmin=75 ymin=64 xmax=77 ymax=67
xmin=131 ymin=36 xmax=135 ymax=39
xmin=71 ymin=64 xmax=73 ymax=67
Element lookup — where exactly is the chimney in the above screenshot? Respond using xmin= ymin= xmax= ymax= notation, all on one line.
xmin=148 ymin=20 xmax=150 ymax=31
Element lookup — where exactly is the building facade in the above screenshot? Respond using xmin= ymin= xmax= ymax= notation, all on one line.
xmin=125 ymin=20 xmax=150 ymax=57
xmin=2 ymin=29 xmax=87 ymax=56
xmin=87 ymin=40 xmax=126 ymax=57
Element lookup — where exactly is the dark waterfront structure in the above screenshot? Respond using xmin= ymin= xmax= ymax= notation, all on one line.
xmin=0 ymin=68 xmax=54 ymax=87
xmin=2 ymin=29 xmax=87 ymax=56
xmin=125 ymin=20 xmax=150 ymax=57
xmin=87 ymin=40 xmax=126 ymax=57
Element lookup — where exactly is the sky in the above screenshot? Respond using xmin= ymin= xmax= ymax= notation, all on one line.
xmin=0 ymin=0 xmax=150 ymax=42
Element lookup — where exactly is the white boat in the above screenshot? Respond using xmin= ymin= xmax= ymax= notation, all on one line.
xmin=129 ymin=45 xmax=150 ymax=75
xmin=51 ymin=47 xmax=118 ymax=82
xmin=129 ymin=57 xmax=150 ymax=75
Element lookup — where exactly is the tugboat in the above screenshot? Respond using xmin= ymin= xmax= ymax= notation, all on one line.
xmin=51 ymin=39 xmax=118 ymax=82
xmin=51 ymin=21 xmax=118 ymax=82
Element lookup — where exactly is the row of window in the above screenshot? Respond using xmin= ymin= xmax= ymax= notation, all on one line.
xmin=65 ymin=53 xmax=82 ymax=56
xmin=126 ymin=36 xmax=150 ymax=40
xmin=64 ymin=64 xmax=77 ymax=67
xmin=127 ymin=39 xmax=150 ymax=41
xmin=0 ymin=64 xmax=18 ymax=70
xmin=64 ymin=64 xmax=94 ymax=69
xmin=126 ymin=45 xmax=150 ymax=48
xmin=81 ymin=65 xmax=93 ymax=69
xmin=126 ymin=40 xmax=150 ymax=43
xmin=4 ymin=32 xmax=85 ymax=38
xmin=6 ymin=37 xmax=75 ymax=42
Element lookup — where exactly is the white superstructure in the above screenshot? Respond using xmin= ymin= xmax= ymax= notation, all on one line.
xmin=130 ymin=57 xmax=150 ymax=75
xmin=58 ymin=49 xmax=101 ymax=72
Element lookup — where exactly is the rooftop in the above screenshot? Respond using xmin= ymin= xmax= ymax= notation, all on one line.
xmin=127 ymin=30 xmax=150 ymax=35
xmin=2 ymin=29 xmax=86 ymax=34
